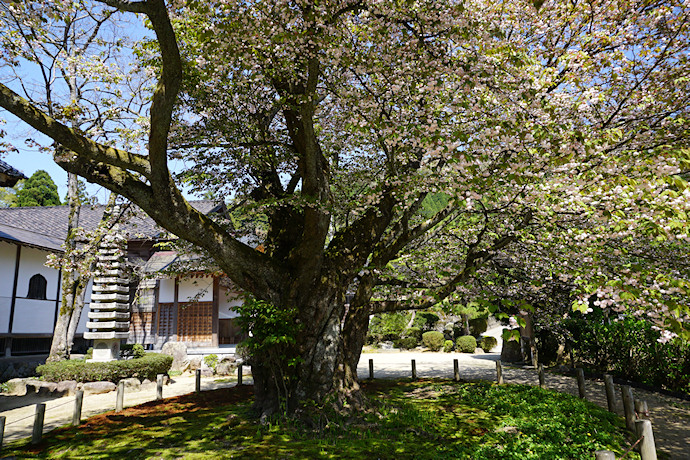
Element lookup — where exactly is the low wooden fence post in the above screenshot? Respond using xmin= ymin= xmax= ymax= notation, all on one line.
xmin=594 ymin=450 xmax=616 ymax=460
xmin=195 ymin=369 xmax=201 ymax=393
xmin=576 ymin=368 xmax=586 ymax=399
xmin=604 ymin=374 xmax=616 ymax=413
xmin=156 ymin=374 xmax=164 ymax=400
xmin=73 ymin=390 xmax=84 ymax=425
xmin=621 ymin=385 xmax=635 ymax=432
xmin=496 ymin=360 xmax=503 ymax=385
xmin=0 ymin=415 xmax=5 ymax=448
xmin=411 ymin=359 xmax=417 ymax=380
xmin=453 ymin=359 xmax=460 ymax=381
xmin=635 ymin=399 xmax=649 ymax=418
xmin=635 ymin=419 xmax=657 ymax=460
xmin=369 ymin=359 xmax=374 ymax=380
xmin=116 ymin=381 xmax=125 ymax=412
xmin=538 ymin=364 xmax=545 ymax=388
xmin=237 ymin=364 xmax=243 ymax=386
xmin=32 ymin=403 xmax=45 ymax=445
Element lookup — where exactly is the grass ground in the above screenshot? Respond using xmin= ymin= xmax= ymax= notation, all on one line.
xmin=4 ymin=379 xmax=638 ymax=459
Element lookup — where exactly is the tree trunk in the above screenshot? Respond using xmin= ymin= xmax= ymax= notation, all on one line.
xmin=47 ymin=172 xmax=81 ymax=362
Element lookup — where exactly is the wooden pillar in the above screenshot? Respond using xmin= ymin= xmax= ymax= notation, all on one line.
xmin=635 ymin=419 xmax=657 ymax=460
xmin=8 ymin=244 xmax=21 ymax=335
xmin=211 ymin=277 xmax=219 ymax=347
xmin=172 ymin=277 xmax=179 ymax=341
xmin=621 ymin=385 xmax=635 ymax=432
xmin=538 ymin=364 xmax=545 ymax=388
xmin=604 ymin=374 xmax=616 ymax=412
xmin=576 ymin=368 xmax=586 ymax=399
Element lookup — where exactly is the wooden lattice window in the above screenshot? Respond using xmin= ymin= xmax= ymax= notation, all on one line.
xmin=158 ymin=303 xmax=175 ymax=339
xmin=177 ymin=302 xmax=213 ymax=344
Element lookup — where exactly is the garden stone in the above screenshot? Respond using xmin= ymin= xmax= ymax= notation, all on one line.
xmin=500 ymin=340 xmax=522 ymax=362
xmin=188 ymin=356 xmax=203 ymax=371
xmin=121 ymin=377 xmax=141 ymax=392
xmin=216 ymin=360 xmax=235 ymax=375
xmin=83 ymin=381 xmax=116 ymax=395
xmin=201 ymin=368 xmax=213 ymax=378
xmin=0 ymin=363 xmax=16 ymax=381
xmin=161 ymin=342 xmax=188 ymax=372
xmin=56 ymin=380 xmax=78 ymax=396
xmin=380 ymin=341 xmax=394 ymax=350
xmin=4 ymin=377 xmax=28 ymax=396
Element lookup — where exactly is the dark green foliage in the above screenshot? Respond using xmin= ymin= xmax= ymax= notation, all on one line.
xmin=479 ymin=336 xmax=498 ymax=352
xmin=394 ymin=337 xmax=418 ymax=350
xmin=412 ymin=312 xmax=440 ymax=331
xmin=368 ymin=312 xmax=412 ymax=343
xmin=469 ymin=317 xmax=488 ymax=336
xmin=14 ymin=170 xmax=61 ymax=207
xmin=120 ymin=343 xmax=146 ymax=359
xmin=456 ymin=335 xmax=478 ymax=353
xmin=36 ymin=353 xmax=173 ymax=383
xmin=403 ymin=327 xmax=422 ymax=341
xmin=422 ymin=331 xmax=444 ymax=351
xmin=565 ymin=309 xmax=690 ymax=393
xmin=443 ymin=340 xmax=454 ymax=353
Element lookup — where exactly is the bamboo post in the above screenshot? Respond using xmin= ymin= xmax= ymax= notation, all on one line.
xmin=635 ymin=419 xmax=657 ymax=460
xmin=116 ymin=381 xmax=125 ymax=412
xmin=156 ymin=374 xmax=164 ymax=400
xmin=411 ymin=359 xmax=417 ymax=380
xmin=453 ymin=359 xmax=460 ymax=381
xmin=0 ymin=415 xmax=5 ymax=448
xmin=635 ymin=399 xmax=649 ymax=418
xmin=32 ymin=403 xmax=45 ymax=445
xmin=73 ymin=390 xmax=84 ymax=425
xmin=621 ymin=385 xmax=635 ymax=432
xmin=594 ymin=451 xmax=616 ymax=460
xmin=604 ymin=374 xmax=616 ymax=413
xmin=496 ymin=360 xmax=503 ymax=384
xmin=369 ymin=358 xmax=374 ymax=380
xmin=576 ymin=368 xmax=586 ymax=399
xmin=237 ymin=364 xmax=243 ymax=386
xmin=195 ymin=369 xmax=201 ymax=393
xmin=538 ymin=364 xmax=545 ymax=388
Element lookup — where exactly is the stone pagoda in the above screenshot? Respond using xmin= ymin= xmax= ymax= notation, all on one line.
xmin=84 ymin=234 xmax=130 ymax=362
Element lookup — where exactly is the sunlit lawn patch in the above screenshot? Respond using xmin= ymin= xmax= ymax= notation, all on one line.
xmin=4 ymin=380 xmax=637 ymax=459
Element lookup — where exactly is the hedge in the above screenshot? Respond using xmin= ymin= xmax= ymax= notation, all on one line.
xmin=479 ymin=336 xmax=498 ymax=352
xmin=422 ymin=331 xmax=444 ymax=351
xmin=36 ymin=353 xmax=173 ymax=383
xmin=456 ymin=335 xmax=477 ymax=353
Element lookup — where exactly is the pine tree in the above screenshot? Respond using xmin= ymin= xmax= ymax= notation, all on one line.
xmin=14 ymin=170 xmax=61 ymax=207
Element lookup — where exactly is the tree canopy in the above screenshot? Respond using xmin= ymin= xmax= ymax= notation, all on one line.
xmin=0 ymin=0 xmax=688 ymax=413
xmin=14 ymin=170 xmax=61 ymax=207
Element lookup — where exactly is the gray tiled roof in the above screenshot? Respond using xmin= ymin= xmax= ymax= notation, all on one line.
xmin=0 ymin=200 xmax=223 ymax=251
xmin=0 ymin=159 xmax=27 ymax=187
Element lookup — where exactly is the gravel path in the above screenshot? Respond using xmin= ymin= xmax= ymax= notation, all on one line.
xmin=358 ymin=350 xmax=690 ymax=460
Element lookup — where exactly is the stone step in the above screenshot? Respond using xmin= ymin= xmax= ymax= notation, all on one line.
xmin=91 ymin=293 xmax=129 ymax=302
xmin=86 ymin=321 xmax=129 ymax=330
xmin=88 ymin=311 xmax=130 ymax=320
xmin=84 ymin=331 xmax=130 ymax=340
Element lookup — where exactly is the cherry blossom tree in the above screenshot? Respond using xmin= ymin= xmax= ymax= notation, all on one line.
xmin=0 ymin=0 xmax=688 ymax=414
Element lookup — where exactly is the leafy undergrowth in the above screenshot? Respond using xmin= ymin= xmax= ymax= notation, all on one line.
xmin=5 ymin=379 xmax=638 ymax=459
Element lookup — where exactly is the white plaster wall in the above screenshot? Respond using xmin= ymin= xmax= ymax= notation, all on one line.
xmin=0 ymin=241 xmax=17 ymax=296
xmin=158 ymin=278 xmax=175 ymax=303
xmin=178 ymin=277 xmax=213 ymax=303
xmin=16 ymin=246 xmax=60 ymax=300
xmin=0 ymin=297 xmax=11 ymax=333
xmin=219 ymin=290 xmax=242 ymax=319
xmin=12 ymin=298 xmax=55 ymax=333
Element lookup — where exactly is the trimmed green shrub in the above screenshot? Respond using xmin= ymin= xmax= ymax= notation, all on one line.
xmin=422 ymin=331 xmax=444 ymax=351
xmin=456 ymin=335 xmax=477 ymax=353
xmin=480 ymin=336 xmax=498 ymax=352
xmin=204 ymin=354 xmax=219 ymax=371
xmin=469 ymin=317 xmax=488 ymax=336
xmin=443 ymin=340 xmax=454 ymax=353
xmin=368 ymin=312 xmax=413 ymax=343
xmin=120 ymin=344 xmax=146 ymax=359
xmin=36 ymin=353 xmax=173 ymax=383
xmin=394 ymin=337 xmax=418 ymax=350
